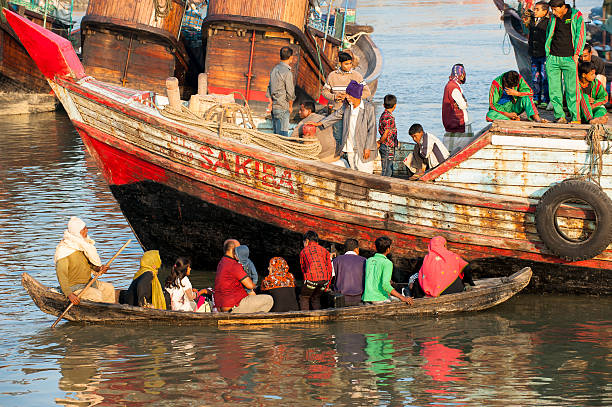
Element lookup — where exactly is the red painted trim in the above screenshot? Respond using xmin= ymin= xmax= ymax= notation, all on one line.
xmin=207 ymin=85 xmax=268 ymax=103
xmin=75 ymin=123 xmax=612 ymax=270
xmin=420 ymin=130 xmax=492 ymax=182
xmin=3 ymin=9 xmax=85 ymax=80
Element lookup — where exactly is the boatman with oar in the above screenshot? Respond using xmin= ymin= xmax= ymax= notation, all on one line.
xmin=54 ymin=217 xmax=116 ymax=305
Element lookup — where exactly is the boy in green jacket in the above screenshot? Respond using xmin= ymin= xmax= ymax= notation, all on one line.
xmin=545 ymin=0 xmax=586 ymax=123
xmin=578 ymin=61 xmax=609 ymax=124
xmin=362 ymin=237 xmax=413 ymax=305
xmin=486 ymin=71 xmax=545 ymax=122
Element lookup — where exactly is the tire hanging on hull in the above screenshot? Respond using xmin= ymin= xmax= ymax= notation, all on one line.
xmin=535 ymin=179 xmax=612 ymax=261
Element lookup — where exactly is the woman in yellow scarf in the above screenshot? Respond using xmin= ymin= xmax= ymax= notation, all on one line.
xmin=123 ymin=250 xmax=167 ymax=309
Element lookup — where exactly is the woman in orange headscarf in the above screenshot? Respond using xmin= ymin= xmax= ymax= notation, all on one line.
xmin=261 ymin=257 xmax=299 ymax=312
xmin=415 ymin=236 xmax=475 ymax=298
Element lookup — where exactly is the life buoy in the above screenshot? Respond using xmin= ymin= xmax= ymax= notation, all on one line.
xmin=535 ymin=179 xmax=612 ymax=261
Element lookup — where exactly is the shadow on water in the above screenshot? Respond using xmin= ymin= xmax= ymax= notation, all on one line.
xmin=13 ymin=295 xmax=610 ymax=406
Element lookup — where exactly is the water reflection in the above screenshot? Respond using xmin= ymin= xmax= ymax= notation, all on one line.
xmin=15 ymin=302 xmax=609 ymax=406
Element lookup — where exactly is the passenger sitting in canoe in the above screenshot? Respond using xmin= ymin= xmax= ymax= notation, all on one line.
xmin=260 ymin=257 xmax=299 ymax=312
xmin=312 ymin=80 xmax=378 ymax=174
xmin=486 ymin=70 xmax=546 ymax=123
xmin=362 ymin=236 xmax=413 ymax=305
xmin=164 ymin=257 xmax=210 ymax=312
xmin=214 ymin=239 xmax=273 ymax=313
xmin=412 ymin=236 xmax=475 ymax=298
xmin=235 ymin=245 xmax=257 ymax=294
xmin=299 ymin=230 xmax=333 ymax=310
xmin=55 ymin=216 xmax=115 ymax=305
xmin=403 ymin=123 xmax=450 ymax=179
xmin=122 ymin=250 xmax=166 ymax=309
xmin=578 ymin=61 xmax=609 ymax=125
xmin=291 ymin=101 xmax=343 ymax=164
xmin=332 ymin=238 xmax=366 ymax=306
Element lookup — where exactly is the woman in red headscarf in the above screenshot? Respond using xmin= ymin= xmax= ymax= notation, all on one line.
xmin=415 ymin=236 xmax=475 ymax=298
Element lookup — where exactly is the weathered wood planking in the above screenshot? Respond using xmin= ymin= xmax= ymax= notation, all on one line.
xmin=207 ymin=0 xmax=310 ymax=30
xmin=22 ymin=269 xmax=532 ymax=325
xmin=81 ymin=0 xmax=190 ymax=95
xmin=435 ymin=137 xmax=612 ymax=198
xmin=86 ymin=0 xmax=185 ymax=37
xmin=202 ymin=19 xmax=340 ymax=108
xmin=52 ymin=78 xmax=612 ymax=264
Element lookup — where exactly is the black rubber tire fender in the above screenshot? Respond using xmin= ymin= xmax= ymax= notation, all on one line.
xmin=535 ymin=179 xmax=612 ymax=261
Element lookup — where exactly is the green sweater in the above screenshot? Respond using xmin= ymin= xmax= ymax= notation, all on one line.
xmin=55 ymin=251 xmax=97 ymax=296
xmin=488 ymin=72 xmax=533 ymax=114
xmin=545 ymin=7 xmax=586 ymax=57
xmin=582 ymin=79 xmax=608 ymax=109
xmin=362 ymin=253 xmax=394 ymax=302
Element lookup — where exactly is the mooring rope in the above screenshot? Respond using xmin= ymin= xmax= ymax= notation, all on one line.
xmin=157 ymin=103 xmax=322 ymax=160
xmin=583 ymin=123 xmax=612 ymax=184
xmin=343 ymin=31 xmax=370 ymax=48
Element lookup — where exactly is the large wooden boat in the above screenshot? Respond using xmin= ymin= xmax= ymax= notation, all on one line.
xmin=80 ymin=0 xmax=192 ymax=96
xmin=21 ymin=268 xmax=532 ymax=325
xmin=6 ymin=10 xmax=611 ymax=294
xmin=0 ymin=2 xmax=72 ymax=91
xmin=201 ymin=0 xmax=382 ymax=112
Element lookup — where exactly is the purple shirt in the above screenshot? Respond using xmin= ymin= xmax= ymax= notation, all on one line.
xmin=332 ymin=252 xmax=366 ymax=296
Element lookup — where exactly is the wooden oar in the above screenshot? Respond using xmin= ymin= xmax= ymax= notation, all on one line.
xmin=51 ymin=239 xmax=132 ymax=328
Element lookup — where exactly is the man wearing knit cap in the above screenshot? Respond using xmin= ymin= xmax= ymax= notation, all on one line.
xmin=313 ymin=80 xmax=377 ymax=173
xmin=545 ymin=0 xmax=586 ymax=123
xmin=55 ymin=217 xmax=115 ymax=305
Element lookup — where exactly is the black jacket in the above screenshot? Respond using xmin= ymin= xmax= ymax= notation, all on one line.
xmin=528 ymin=17 xmax=550 ymax=58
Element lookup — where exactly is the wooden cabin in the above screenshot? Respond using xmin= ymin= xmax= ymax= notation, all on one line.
xmin=80 ymin=0 xmax=192 ymax=95
xmin=201 ymin=0 xmax=381 ymax=112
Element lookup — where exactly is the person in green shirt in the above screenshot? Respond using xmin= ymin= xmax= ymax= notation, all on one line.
xmin=578 ymin=61 xmax=609 ymax=124
xmin=362 ymin=237 xmax=413 ymax=305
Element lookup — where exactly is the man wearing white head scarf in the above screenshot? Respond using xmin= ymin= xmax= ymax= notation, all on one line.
xmin=55 ymin=217 xmax=115 ymax=304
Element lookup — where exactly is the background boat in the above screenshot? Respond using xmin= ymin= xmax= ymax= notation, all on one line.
xmin=0 ymin=1 xmax=76 ymax=92
xmin=78 ymin=0 xmax=382 ymax=114
xmin=200 ymin=0 xmax=382 ymax=113
xmin=80 ymin=0 xmax=192 ymax=96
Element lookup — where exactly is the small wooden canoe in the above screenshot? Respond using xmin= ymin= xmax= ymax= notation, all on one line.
xmin=22 ymin=267 xmax=531 ymax=326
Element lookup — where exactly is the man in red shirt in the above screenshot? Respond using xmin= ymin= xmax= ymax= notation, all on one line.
xmin=214 ymin=239 xmax=273 ymax=313
xmin=299 ymin=231 xmax=333 ymax=310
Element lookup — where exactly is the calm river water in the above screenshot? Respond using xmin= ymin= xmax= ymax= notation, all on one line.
xmin=0 ymin=1 xmax=610 ymax=405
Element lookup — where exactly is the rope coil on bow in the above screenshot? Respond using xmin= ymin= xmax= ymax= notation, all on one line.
xmin=157 ymin=102 xmax=322 ymax=160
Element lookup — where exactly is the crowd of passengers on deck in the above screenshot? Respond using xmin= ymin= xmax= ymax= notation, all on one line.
xmin=264 ymin=0 xmax=607 ymax=178
xmin=54 ymin=217 xmax=476 ymax=314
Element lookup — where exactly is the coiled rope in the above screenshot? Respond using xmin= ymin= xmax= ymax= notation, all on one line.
xmin=583 ymin=123 xmax=612 ymax=184
xmin=153 ymin=0 xmax=171 ymax=19
xmin=158 ymin=102 xmax=322 ymax=160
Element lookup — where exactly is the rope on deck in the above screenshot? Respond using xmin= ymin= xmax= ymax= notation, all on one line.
xmin=158 ymin=103 xmax=322 ymax=160
xmin=583 ymin=123 xmax=612 ymax=184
